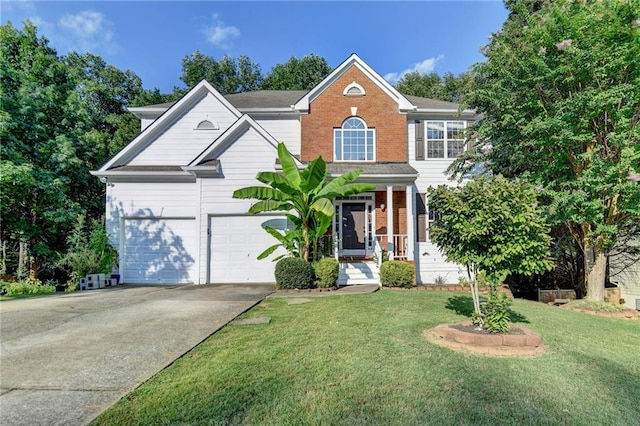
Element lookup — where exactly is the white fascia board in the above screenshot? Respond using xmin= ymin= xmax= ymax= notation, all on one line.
xmin=90 ymin=170 xmax=195 ymax=183
xmin=294 ymin=53 xmax=415 ymax=112
xmin=127 ymin=106 xmax=169 ymax=120
xmin=98 ymin=80 xmax=242 ymax=172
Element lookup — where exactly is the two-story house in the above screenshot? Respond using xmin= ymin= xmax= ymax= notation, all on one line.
xmin=92 ymin=54 xmax=478 ymax=285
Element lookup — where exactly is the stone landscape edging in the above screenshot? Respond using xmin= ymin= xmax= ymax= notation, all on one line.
xmin=426 ymin=321 xmax=545 ymax=357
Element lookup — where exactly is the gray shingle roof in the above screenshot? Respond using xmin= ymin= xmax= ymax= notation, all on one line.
xmin=224 ymin=90 xmax=308 ymax=109
xmin=403 ymin=95 xmax=463 ymax=110
xmin=326 ymin=163 xmax=418 ymax=176
xmin=135 ymin=91 xmax=463 ymax=112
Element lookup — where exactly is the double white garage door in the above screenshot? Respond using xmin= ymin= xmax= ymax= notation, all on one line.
xmin=121 ymin=215 xmax=287 ymax=284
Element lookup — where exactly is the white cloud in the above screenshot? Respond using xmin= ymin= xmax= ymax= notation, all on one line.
xmin=58 ymin=10 xmax=118 ymax=54
xmin=202 ymin=14 xmax=240 ymax=49
xmin=384 ymin=55 xmax=444 ymax=84
xmin=2 ymin=0 xmax=36 ymax=13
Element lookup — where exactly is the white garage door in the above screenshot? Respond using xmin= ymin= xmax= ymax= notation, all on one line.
xmin=209 ymin=215 xmax=289 ymax=283
xmin=122 ymin=218 xmax=197 ymax=284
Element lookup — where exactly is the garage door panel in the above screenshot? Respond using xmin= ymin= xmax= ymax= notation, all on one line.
xmin=122 ymin=218 xmax=196 ymax=284
xmin=209 ymin=215 xmax=289 ymax=283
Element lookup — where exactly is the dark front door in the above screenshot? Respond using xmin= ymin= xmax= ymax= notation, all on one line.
xmin=341 ymin=203 xmax=366 ymax=250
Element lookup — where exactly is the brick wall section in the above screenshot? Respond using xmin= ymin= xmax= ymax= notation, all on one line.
xmin=300 ymin=67 xmax=407 ymax=162
xmin=375 ymin=191 xmax=407 ymax=236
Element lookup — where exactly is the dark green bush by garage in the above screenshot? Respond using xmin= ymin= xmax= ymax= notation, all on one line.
xmin=275 ymin=257 xmax=315 ymax=289
xmin=380 ymin=261 xmax=415 ymax=288
xmin=313 ymin=257 xmax=339 ymax=288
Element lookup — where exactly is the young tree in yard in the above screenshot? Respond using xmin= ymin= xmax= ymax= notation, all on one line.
xmin=233 ymin=143 xmax=375 ymax=262
xmin=452 ymin=1 xmax=640 ymax=300
xmin=428 ymin=176 xmax=553 ymax=328
xmin=261 ymin=54 xmax=333 ymax=91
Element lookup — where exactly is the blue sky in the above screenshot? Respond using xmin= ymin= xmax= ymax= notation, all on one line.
xmin=2 ymin=1 xmax=509 ymax=92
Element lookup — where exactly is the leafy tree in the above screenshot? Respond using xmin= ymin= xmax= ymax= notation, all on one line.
xmin=452 ymin=1 xmax=640 ymax=301
xmin=0 ymin=21 xmax=148 ymax=280
xmin=233 ymin=143 xmax=375 ymax=262
xmin=396 ymin=71 xmax=474 ymax=103
xmin=428 ymin=176 xmax=553 ymax=328
xmin=261 ymin=54 xmax=332 ymax=90
xmin=180 ymin=51 xmax=263 ymax=94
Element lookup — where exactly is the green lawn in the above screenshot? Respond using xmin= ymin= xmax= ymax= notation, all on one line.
xmin=92 ymin=290 xmax=640 ymax=426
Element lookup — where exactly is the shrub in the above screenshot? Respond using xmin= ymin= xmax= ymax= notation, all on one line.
xmin=0 ymin=278 xmax=55 ymax=297
xmin=380 ymin=261 xmax=414 ymax=288
xmin=58 ymin=215 xmax=117 ymax=289
xmin=481 ymin=292 xmax=512 ymax=333
xmin=313 ymin=257 xmax=339 ymax=288
xmin=275 ymin=257 xmax=315 ymax=290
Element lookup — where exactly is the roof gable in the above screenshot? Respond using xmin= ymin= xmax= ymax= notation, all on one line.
xmin=187 ymin=114 xmax=304 ymax=168
xmin=294 ymin=53 xmax=414 ymax=113
xmin=98 ymin=80 xmax=242 ymax=171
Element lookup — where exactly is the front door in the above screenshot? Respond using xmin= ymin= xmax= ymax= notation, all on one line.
xmin=342 ymin=203 xmax=366 ymax=251
xmin=334 ymin=194 xmax=375 ymax=256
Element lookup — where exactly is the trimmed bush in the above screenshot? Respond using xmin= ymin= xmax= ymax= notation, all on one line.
xmin=380 ymin=261 xmax=414 ymax=288
xmin=275 ymin=257 xmax=315 ymax=290
xmin=313 ymin=257 xmax=339 ymax=288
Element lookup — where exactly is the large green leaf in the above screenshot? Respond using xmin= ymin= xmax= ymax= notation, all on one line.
xmin=278 ymin=142 xmax=301 ymax=190
xmin=248 ymin=200 xmax=292 ymax=214
xmin=256 ymin=172 xmax=297 ymax=195
xmin=310 ymin=197 xmax=335 ymax=217
xmin=300 ymin=156 xmax=326 ymax=192
xmin=233 ymin=186 xmax=292 ymax=201
xmin=316 ymin=169 xmax=372 ymax=198
xmin=257 ymin=244 xmax=283 ymax=260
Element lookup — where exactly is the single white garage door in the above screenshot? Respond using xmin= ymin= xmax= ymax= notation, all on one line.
xmin=209 ymin=215 xmax=289 ymax=283
xmin=122 ymin=218 xmax=197 ymax=284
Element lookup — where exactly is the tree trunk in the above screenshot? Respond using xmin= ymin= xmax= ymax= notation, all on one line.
xmin=301 ymin=222 xmax=310 ymax=262
xmin=575 ymin=246 xmax=586 ymax=298
xmin=584 ymin=241 xmax=607 ymax=301
xmin=17 ymin=239 xmax=28 ymax=279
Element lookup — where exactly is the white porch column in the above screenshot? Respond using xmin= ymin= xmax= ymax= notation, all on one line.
xmin=386 ymin=185 xmax=393 ymax=254
xmin=406 ymin=184 xmax=414 ymax=262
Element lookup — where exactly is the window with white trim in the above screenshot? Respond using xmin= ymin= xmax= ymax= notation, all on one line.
xmin=423 ymin=121 xmax=466 ymax=159
xmin=334 ymin=117 xmax=375 ymax=161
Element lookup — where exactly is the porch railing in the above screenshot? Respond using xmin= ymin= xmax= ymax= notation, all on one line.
xmin=376 ymin=234 xmax=408 ymax=261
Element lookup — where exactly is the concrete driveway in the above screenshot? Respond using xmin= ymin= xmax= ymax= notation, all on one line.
xmin=0 ymin=284 xmax=274 ymax=426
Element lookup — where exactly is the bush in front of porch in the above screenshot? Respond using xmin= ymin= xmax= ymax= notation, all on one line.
xmin=274 ymin=257 xmax=315 ymax=289
xmin=380 ymin=260 xmax=414 ymax=288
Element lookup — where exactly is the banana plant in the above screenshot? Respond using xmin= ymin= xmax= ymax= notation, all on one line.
xmin=233 ymin=143 xmax=375 ymax=262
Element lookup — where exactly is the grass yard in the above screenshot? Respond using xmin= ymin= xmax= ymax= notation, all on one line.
xmin=92 ymin=290 xmax=640 ymax=426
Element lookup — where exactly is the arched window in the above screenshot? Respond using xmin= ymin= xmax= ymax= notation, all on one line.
xmin=334 ymin=117 xmax=375 ymax=161
xmin=195 ymin=120 xmax=219 ymax=130
xmin=343 ymin=82 xmax=365 ymax=96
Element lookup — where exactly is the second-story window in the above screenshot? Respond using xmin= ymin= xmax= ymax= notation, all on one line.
xmin=422 ymin=121 xmax=466 ymax=159
xmin=334 ymin=117 xmax=375 ymax=161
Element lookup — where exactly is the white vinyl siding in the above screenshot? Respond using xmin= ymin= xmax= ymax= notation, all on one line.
xmin=129 ymin=92 xmax=239 ymax=166
xmin=255 ymin=117 xmax=301 ymax=156
xmin=408 ymin=120 xmax=467 ymax=284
